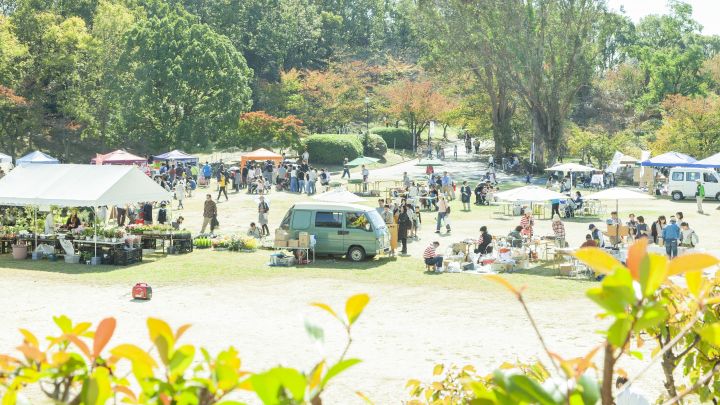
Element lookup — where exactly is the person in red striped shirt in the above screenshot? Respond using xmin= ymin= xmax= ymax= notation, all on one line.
xmin=423 ymin=241 xmax=443 ymax=271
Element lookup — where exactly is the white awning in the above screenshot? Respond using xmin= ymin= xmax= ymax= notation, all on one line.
xmin=544 ymin=162 xmax=595 ymax=172
xmin=0 ymin=164 xmax=171 ymax=207
xmin=494 ymin=185 xmax=568 ymax=202
xmin=587 ymin=187 xmax=653 ymax=201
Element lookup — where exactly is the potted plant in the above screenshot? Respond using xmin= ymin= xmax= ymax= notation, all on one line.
xmin=12 ymin=241 xmax=27 ymax=260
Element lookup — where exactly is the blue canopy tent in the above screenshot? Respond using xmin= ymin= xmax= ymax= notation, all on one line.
xmin=16 ymin=151 xmax=59 ymax=165
xmin=686 ymin=152 xmax=720 ymax=168
xmin=640 ymin=152 xmax=696 ymax=167
xmin=153 ymin=149 xmax=199 ymax=164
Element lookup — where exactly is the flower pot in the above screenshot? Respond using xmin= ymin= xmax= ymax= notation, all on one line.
xmin=12 ymin=245 xmax=27 ymax=260
xmin=90 ymin=256 xmax=102 ymax=265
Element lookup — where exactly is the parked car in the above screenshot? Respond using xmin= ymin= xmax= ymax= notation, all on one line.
xmin=668 ymin=168 xmax=720 ymax=201
xmin=279 ymin=202 xmax=390 ymax=261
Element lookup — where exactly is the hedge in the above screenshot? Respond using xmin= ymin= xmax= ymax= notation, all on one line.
xmin=363 ymin=133 xmax=388 ymax=158
xmin=370 ymin=127 xmax=413 ymax=150
xmin=303 ymin=134 xmax=363 ymax=165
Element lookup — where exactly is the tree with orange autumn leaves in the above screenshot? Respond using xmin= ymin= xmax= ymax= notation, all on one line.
xmin=217 ymin=111 xmax=306 ymax=152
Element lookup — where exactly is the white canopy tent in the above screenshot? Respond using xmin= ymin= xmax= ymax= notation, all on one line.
xmin=544 ymin=162 xmax=595 ymax=173
xmin=0 ymin=165 xmax=171 ymax=258
xmin=495 ymin=185 xmax=568 ymax=202
xmin=0 ymin=164 xmax=170 ymax=207
xmin=0 ymin=152 xmax=11 ymax=164
xmin=312 ymin=188 xmax=365 ymax=203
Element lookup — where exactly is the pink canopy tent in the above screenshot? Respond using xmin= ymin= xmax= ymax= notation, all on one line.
xmin=90 ymin=150 xmax=147 ymax=165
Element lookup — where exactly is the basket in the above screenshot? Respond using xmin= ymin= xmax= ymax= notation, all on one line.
xmin=270 ymin=255 xmax=295 ymax=267
xmin=64 ymin=254 xmax=80 ymax=264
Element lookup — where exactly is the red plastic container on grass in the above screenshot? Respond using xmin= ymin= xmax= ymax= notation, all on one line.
xmin=132 ymin=283 xmax=152 ymax=300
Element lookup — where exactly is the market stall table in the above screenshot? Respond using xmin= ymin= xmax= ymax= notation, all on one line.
xmin=73 ymin=239 xmax=142 ymax=265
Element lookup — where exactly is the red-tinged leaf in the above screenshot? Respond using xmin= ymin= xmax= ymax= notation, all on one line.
xmin=484 ymin=274 xmax=521 ymax=297
xmin=310 ymin=302 xmax=340 ymax=320
xmin=174 ymin=324 xmax=192 ymax=342
xmin=668 ymin=253 xmax=719 ymax=276
xmin=574 ymin=248 xmax=625 ymax=275
xmin=93 ymin=318 xmax=116 ymax=358
xmin=355 ymin=391 xmax=373 ymax=404
xmin=16 ymin=344 xmax=45 ymax=363
xmin=112 ymin=385 xmax=137 ymax=402
xmin=65 ymin=334 xmax=92 ymax=358
xmin=626 ymin=238 xmax=648 ymax=280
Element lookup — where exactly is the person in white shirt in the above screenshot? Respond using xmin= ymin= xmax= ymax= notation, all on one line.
xmin=302 ymin=149 xmax=309 ymax=163
xmin=361 ymin=165 xmax=369 ymax=192
xmin=615 ymin=377 xmax=650 ymax=405
xmin=175 ymin=180 xmax=185 ymax=209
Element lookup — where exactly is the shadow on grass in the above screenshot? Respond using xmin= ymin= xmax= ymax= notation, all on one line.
xmin=0 ymin=254 xmax=160 ymax=275
xmin=297 ymin=254 xmax=396 ymax=270
xmin=509 ymin=264 xmax=597 ymax=285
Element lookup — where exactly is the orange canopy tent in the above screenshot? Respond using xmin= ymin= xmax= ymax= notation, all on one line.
xmin=240 ymin=148 xmax=283 ymax=167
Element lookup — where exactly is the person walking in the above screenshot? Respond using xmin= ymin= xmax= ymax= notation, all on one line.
xmin=216 ymin=173 xmax=228 ymax=201
xmin=695 ymin=179 xmax=705 ymax=214
xmin=662 ymin=217 xmax=680 ymax=258
xmin=175 ymin=180 xmax=185 ymax=210
xmin=453 ymin=144 xmax=458 ymax=160
xmin=551 ymin=215 xmax=566 ymax=247
xmin=460 ymin=181 xmax=471 ymax=211
xmin=258 ymin=196 xmax=270 ymax=237
xmin=200 ymin=194 xmax=217 ymax=234
xmin=435 ymin=195 xmax=451 ymax=234
xmin=362 ymin=165 xmax=369 ymax=192
xmin=341 ymin=158 xmax=350 ymax=179
xmin=397 ymin=206 xmax=412 ymax=255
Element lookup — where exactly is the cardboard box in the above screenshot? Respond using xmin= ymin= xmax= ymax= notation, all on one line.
xmin=298 ymin=232 xmax=310 ymax=247
xmin=287 ymin=240 xmax=299 ymax=248
xmin=559 ymin=264 xmax=574 ymax=276
xmin=274 ymin=240 xmax=288 ymax=247
xmin=275 ymin=229 xmax=289 ymax=241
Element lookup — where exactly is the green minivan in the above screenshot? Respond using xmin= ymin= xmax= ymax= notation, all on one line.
xmin=279 ymin=202 xmax=390 ymax=261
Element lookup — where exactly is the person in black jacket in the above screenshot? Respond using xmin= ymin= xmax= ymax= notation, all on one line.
xmin=460 ymin=181 xmax=472 ymax=211
xmin=397 ymin=205 xmax=413 ymax=255
xmin=157 ymin=203 xmax=167 ymax=225
xmin=142 ymin=202 xmax=153 ymax=224
xmin=475 ymin=226 xmax=493 ymax=255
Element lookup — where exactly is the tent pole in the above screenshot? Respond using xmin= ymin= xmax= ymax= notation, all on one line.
xmin=94 ymin=207 xmax=98 ymax=259
xmin=34 ymin=206 xmax=37 ymax=249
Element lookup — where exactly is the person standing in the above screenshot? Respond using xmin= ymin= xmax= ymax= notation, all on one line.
xmin=402 ymin=172 xmax=411 ymax=189
xmin=142 ymin=202 xmax=153 ymax=224
xmin=115 ymin=205 xmax=127 ymax=227
xmin=290 ymin=166 xmax=298 ymax=193
xmin=552 ymin=215 xmax=566 ymax=247
xmin=460 ymin=181 xmax=471 ymax=211
xmin=216 ymin=173 xmax=228 ymax=201
xmin=435 ymin=195 xmax=450 ymax=234
xmin=397 ymin=206 xmax=412 ymax=255
xmin=651 ymin=216 xmax=666 ymax=245
xmin=520 ymin=211 xmax=534 ymax=237
xmin=679 ymin=222 xmax=698 ymax=248
xmin=302 ymin=148 xmax=309 ymax=163
xmin=453 ymin=144 xmax=458 ymax=160
xmin=662 ymin=217 xmax=680 ymax=258
xmin=341 ymin=158 xmax=350 ymax=179
xmin=201 ymin=194 xmax=217 ymax=234
xmin=695 ymin=179 xmax=705 ymax=214
xmin=441 ymin=172 xmax=452 ymax=200
xmin=175 ymin=180 xmax=185 ymax=209
xmin=550 ymin=198 xmax=561 ymax=218
xmin=258 ymin=196 xmax=270 ymax=237
xmin=361 ymin=165 xmax=369 ymax=192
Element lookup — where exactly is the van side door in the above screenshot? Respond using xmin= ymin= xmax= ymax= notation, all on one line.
xmin=314 ymin=211 xmax=345 ymax=254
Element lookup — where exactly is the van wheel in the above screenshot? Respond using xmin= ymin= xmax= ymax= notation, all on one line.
xmin=671 ymin=191 xmax=683 ymax=201
xmin=348 ymin=246 xmax=366 ymax=262
xmin=716 ymin=192 xmax=720 ymax=201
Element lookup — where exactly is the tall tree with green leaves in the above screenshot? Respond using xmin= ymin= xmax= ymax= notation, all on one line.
xmin=120 ymin=1 xmax=253 ymax=151
xmin=479 ymin=0 xmax=603 ymax=167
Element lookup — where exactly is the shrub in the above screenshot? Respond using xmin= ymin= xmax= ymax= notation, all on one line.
xmin=371 ymin=127 xmax=413 ymax=150
xmin=363 ymin=133 xmax=388 ymax=158
xmin=304 ymin=134 xmax=363 ymax=164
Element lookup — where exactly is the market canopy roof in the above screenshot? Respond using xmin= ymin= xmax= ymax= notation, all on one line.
xmin=544 ymin=162 xmax=595 ymax=172
xmin=688 ymin=152 xmax=720 ymax=168
xmin=154 ymin=149 xmax=199 ymax=163
xmin=605 ymin=151 xmax=639 ymax=173
xmin=91 ymin=149 xmax=146 ymax=165
xmin=494 ymin=185 xmax=568 ymax=202
xmin=312 ymin=188 xmax=364 ymax=203
xmin=587 ymin=187 xmax=654 ymax=201
xmin=0 ymin=164 xmax=170 ymax=207
xmin=240 ymin=148 xmax=283 ymax=166
xmin=17 ymin=151 xmax=59 ymax=165
xmin=346 ymin=156 xmax=380 ymax=167
xmin=640 ymin=152 xmax=696 ymax=167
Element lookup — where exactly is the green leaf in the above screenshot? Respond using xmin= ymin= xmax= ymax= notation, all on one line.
xmin=506 ymin=374 xmax=556 ymax=405
xmin=587 ymin=267 xmax=636 ymax=314
xmin=80 ymin=366 xmax=112 ymax=405
xmin=345 ymin=294 xmax=370 ymax=325
xmin=169 ymin=345 xmax=195 ymax=377
xmin=639 ymin=253 xmax=667 ymax=297
xmin=576 ymin=373 xmax=600 ymax=405
xmin=53 ymin=315 xmax=72 ymax=333
xmin=321 ymin=358 xmax=362 ymax=387
xmin=304 ymin=320 xmax=324 ymax=344
xmin=250 ymin=367 xmax=306 ymax=403
xmin=634 ymin=301 xmax=668 ymax=331
xmin=608 ymin=317 xmax=633 ymax=347
xmin=698 ymin=324 xmax=720 ymax=347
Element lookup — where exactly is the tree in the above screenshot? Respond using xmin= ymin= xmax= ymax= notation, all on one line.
xmin=217 ymin=111 xmax=305 ymax=152
xmin=120 ymin=2 xmax=253 ymax=151
xmin=380 ymin=78 xmax=449 ymax=148
xmin=417 ymin=0 xmax=517 ymax=160
xmin=651 ymin=94 xmax=720 ymax=158
xmin=475 ymin=0 xmax=603 ymax=167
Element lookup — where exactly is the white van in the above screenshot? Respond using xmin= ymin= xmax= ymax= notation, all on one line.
xmin=668 ymin=168 xmax=720 ymax=201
